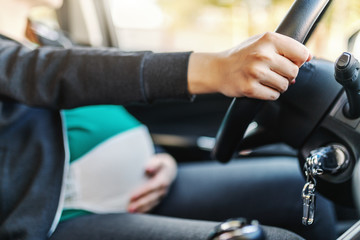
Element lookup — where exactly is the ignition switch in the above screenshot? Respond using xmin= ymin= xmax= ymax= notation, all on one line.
xmin=306 ymin=144 xmax=350 ymax=177
xmin=301 ymin=144 xmax=350 ymax=226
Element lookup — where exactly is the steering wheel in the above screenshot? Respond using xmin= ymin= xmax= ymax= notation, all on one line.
xmin=212 ymin=0 xmax=333 ymax=163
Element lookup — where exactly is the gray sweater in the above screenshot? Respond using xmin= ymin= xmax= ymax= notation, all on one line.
xmin=0 ymin=36 xmax=192 ymax=240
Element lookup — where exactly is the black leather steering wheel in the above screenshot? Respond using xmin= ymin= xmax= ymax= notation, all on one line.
xmin=212 ymin=0 xmax=333 ymax=163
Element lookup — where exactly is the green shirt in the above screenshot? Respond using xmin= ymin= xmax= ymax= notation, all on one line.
xmin=61 ymin=105 xmax=142 ymax=221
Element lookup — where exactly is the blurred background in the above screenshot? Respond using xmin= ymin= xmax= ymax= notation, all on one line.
xmin=28 ymin=0 xmax=360 ymax=61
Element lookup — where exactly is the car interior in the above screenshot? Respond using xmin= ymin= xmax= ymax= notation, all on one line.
xmin=29 ymin=0 xmax=360 ymax=238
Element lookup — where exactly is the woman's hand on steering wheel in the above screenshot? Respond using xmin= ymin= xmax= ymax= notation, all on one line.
xmin=188 ymin=32 xmax=312 ymax=100
xmin=128 ymin=153 xmax=177 ymax=213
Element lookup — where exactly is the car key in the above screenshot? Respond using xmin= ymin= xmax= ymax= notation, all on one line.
xmin=302 ymin=150 xmax=321 ymax=226
xmin=302 ymin=182 xmax=316 ymax=226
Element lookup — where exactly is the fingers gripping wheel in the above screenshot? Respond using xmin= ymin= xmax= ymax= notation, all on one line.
xmin=208 ymin=218 xmax=265 ymax=240
xmin=212 ymin=0 xmax=332 ymax=163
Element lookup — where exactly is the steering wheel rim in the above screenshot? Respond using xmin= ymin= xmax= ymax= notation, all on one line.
xmin=212 ymin=0 xmax=333 ymax=163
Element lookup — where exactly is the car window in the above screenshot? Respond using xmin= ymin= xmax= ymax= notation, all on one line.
xmin=104 ymin=0 xmax=360 ymax=61
xmin=30 ymin=0 xmax=360 ymax=61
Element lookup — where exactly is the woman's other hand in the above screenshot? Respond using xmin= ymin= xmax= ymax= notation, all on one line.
xmin=128 ymin=153 xmax=177 ymax=213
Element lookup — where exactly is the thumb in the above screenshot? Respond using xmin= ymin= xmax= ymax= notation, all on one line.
xmin=306 ymin=52 xmax=313 ymax=62
xmin=145 ymin=155 xmax=163 ymax=176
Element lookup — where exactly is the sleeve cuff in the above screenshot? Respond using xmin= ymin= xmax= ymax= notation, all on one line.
xmin=141 ymin=52 xmax=194 ymax=103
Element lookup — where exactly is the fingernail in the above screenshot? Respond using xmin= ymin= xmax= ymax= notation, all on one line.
xmin=129 ymin=207 xmax=137 ymax=213
xmin=131 ymin=194 xmax=138 ymax=200
xmin=290 ymin=79 xmax=296 ymax=85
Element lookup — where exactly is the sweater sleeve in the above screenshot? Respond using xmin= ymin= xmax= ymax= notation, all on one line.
xmin=0 ymin=38 xmax=192 ymax=109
